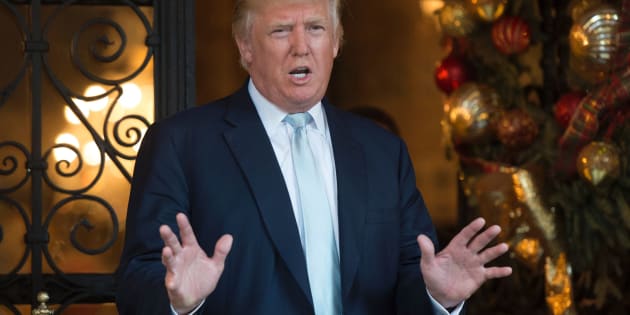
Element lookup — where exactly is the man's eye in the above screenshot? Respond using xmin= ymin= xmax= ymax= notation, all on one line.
xmin=272 ymin=28 xmax=289 ymax=35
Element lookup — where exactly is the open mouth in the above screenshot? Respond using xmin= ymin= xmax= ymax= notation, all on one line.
xmin=289 ymin=67 xmax=311 ymax=79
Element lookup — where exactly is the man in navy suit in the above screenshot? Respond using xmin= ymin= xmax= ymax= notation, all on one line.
xmin=116 ymin=0 xmax=512 ymax=314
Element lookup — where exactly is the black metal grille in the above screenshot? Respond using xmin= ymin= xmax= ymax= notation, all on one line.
xmin=0 ymin=0 xmax=194 ymax=312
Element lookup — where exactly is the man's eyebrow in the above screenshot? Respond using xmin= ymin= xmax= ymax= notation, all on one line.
xmin=269 ymin=21 xmax=294 ymax=29
xmin=305 ymin=17 xmax=327 ymax=25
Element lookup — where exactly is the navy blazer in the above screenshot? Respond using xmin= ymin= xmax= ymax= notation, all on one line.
xmin=116 ymin=83 xmax=438 ymax=314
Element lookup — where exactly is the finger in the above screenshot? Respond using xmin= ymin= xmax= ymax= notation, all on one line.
xmin=160 ymin=224 xmax=183 ymax=255
xmin=450 ymin=217 xmax=486 ymax=248
xmin=161 ymin=246 xmax=176 ymax=272
xmin=165 ymin=276 xmax=176 ymax=291
xmin=176 ymin=213 xmax=199 ymax=247
xmin=484 ymin=266 xmax=513 ymax=279
xmin=479 ymin=243 xmax=509 ymax=264
xmin=417 ymin=234 xmax=436 ymax=266
xmin=212 ymin=234 xmax=233 ymax=265
xmin=164 ymin=270 xmax=177 ymax=291
xmin=467 ymin=224 xmax=502 ymax=253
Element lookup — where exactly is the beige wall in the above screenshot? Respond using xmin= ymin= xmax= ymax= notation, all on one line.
xmin=195 ymin=0 xmax=458 ymax=228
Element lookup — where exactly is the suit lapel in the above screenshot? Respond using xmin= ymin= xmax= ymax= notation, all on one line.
xmin=324 ymin=103 xmax=368 ymax=298
xmin=222 ymin=86 xmax=313 ymax=305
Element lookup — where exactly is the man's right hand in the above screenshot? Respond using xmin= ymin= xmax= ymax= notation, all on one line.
xmin=159 ymin=213 xmax=233 ymax=314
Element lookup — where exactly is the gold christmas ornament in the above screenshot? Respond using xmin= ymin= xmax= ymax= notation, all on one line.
xmin=438 ymin=1 xmax=477 ymax=37
xmin=568 ymin=0 xmax=603 ymax=21
xmin=576 ymin=141 xmax=621 ymax=186
xmin=568 ymin=54 xmax=608 ymax=85
xmin=444 ymin=82 xmax=500 ymax=143
xmin=569 ymin=4 xmax=620 ymax=66
xmin=467 ymin=0 xmax=507 ymax=22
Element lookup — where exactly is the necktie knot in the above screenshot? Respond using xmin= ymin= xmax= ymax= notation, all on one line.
xmin=284 ymin=112 xmax=313 ymax=130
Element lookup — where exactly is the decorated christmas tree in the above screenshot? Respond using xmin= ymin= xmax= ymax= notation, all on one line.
xmin=433 ymin=0 xmax=630 ymax=314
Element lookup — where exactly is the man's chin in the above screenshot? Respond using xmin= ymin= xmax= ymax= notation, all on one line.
xmin=280 ymin=91 xmax=323 ymax=110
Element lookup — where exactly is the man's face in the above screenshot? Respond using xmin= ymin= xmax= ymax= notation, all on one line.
xmin=237 ymin=0 xmax=340 ymax=113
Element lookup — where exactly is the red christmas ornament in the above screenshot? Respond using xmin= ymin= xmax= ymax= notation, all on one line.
xmin=554 ymin=91 xmax=585 ymax=129
xmin=491 ymin=16 xmax=531 ymax=55
xmin=434 ymin=54 xmax=472 ymax=94
xmin=496 ymin=109 xmax=539 ymax=149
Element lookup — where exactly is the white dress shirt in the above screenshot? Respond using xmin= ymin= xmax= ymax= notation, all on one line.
xmin=171 ymin=80 xmax=463 ymax=315
xmin=249 ymin=80 xmax=339 ymax=252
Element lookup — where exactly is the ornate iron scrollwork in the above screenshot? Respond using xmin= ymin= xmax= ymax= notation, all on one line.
xmin=0 ymin=0 xmax=194 ymax=312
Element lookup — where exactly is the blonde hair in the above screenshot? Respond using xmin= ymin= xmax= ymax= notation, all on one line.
xmin=232 ymin=0 xmax=344 ymax=43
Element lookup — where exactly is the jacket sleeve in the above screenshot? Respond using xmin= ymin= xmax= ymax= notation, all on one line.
xmin=116 ymin=121 xmax=192 ymax=315
xmin=394 ymin=139 xmax=440 ymax=315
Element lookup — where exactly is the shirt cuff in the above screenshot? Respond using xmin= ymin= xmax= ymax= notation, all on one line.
xmin=426 ymin=289 xmax=465 ymax=315
xmin=170 ymin=299 xmax=205 ymax=315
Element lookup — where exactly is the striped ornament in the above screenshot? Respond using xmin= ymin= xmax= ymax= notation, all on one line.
xmin=491 ymin=16 xmax=531 ymax=55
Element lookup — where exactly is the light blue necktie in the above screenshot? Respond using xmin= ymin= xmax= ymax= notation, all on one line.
xmin=284 ymin=113 xmax=341 ymax=315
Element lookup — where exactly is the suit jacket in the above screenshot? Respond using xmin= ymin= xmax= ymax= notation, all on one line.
xmin=116 ymin=83 xmax=439 ymax=314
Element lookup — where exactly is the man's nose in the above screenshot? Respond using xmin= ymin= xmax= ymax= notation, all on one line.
xmin=290 ymin=29 xmax=309 ymax=56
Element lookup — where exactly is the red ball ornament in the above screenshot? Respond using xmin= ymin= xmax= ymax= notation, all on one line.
xmin=434 ymin=54 xmax=473 ymax=94
xmin=491 ymin=16 xmax=531 ymax=55
xmin=496 ymin=109 xmax=539 ymax=149
xmin=554 ymin=91 xmax=585 ymax=129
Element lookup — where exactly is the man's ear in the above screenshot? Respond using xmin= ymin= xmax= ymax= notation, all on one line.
xmin=236 ymin=36 xmax=253 ymax=65
xmin=333 ymin=29 xmax=342 ymax=58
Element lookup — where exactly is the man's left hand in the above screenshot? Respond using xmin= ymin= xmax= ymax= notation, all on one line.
xmin=417 ymin=217 xmax=512 ymax=308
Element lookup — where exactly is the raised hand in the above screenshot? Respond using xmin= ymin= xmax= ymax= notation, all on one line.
xmin=417 ymin=217 xmax=512 ymax=308
xmin=160 ymin=213 xmax=233 ymax=314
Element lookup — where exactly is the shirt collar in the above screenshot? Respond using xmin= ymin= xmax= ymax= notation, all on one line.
xmin=248 ymin=79 xmax=327 ymax=134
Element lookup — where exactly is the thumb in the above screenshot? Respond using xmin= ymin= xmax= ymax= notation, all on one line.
xmin=213 ymin=234 xmax=233 ymax=263
xmin=417 ymin=234 xmax=436 ymax=265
